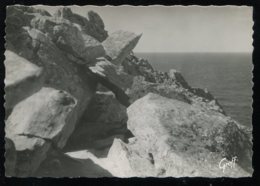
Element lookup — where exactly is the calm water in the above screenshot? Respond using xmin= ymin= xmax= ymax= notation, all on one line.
xmin=136 ymin=52 xmax=253 ymax=128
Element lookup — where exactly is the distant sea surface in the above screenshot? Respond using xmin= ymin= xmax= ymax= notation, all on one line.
xmin=136 ymin=52 xmax=253 ymax=128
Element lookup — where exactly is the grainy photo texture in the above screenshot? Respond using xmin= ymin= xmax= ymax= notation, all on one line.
xmin=4 ymin=5 xmax=253 ymax=177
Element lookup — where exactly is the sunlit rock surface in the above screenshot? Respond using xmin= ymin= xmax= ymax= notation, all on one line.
xmin=5 ymin=88 xmax=76 ymax=176
xmin=5 ymin=50 xmax=44 ymax=112
xmin=4 ymin=5 xmax=252 ymax=177
xmin=102 ymin=30 xmax=142 ymax=65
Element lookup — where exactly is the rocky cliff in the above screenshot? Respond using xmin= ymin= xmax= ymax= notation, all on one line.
xmin=5 ymin=6 xmax=252 ymax=177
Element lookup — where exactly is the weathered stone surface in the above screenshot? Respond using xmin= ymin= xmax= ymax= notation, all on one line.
xmin=4 ymin=50 xmax=44 ymax=111
xmin=5 ymin=6 xmax=50 ymax=52
xmin=102 ymin=31 xmax=142 ymax=65
xmin=7 ymin=25 xmax=98 ymax=143
xmin=30 ymin=15 xmax=105 ymax=64
xmin=89 ymin=57 xmax=133 ymax=90
xmin=122 ymin=93 xmax=252 ymax=177
xmin=64 ymin=91 xmax=129 ymax=153
xmin=5 ymin=138 xmax=17 ymax=176
xmin=5 ymin=87 xmax=76 ymax=176
xmin=64 ymin=142 xmax=154 ymax=178
xmin=54 ymin=7 xmax=108 ymax=42
xmin=103 ymin=138 xmax=156 ymax=177
xmin=4 ymin=5 xmax=252 ymax=178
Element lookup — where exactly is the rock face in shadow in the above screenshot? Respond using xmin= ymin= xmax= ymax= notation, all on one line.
xmin=34 ymin=150 xmax=113 ymax=177
xmin=4 ymin=50 xmax=44 ymax=112
xmin=5 ymin=88 xmax=76 ymax=176
xmin=102 ymin=30 xmax=142 ymax=65
xmin=54 ymin=7 xmax=108 ymax=42
xmin=5 ymin=5 xmax=252 ymax=178
xmin=5 ymin=138 xmax=17 ymax=176
xmin=5 ymin=6 xmax=101 ymax=176
xmin=64 ymin=91 xmax=129 ymax=155
xmin=30 ymin=15 xmax=106 ymax=65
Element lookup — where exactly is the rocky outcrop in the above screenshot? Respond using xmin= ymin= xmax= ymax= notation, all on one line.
xmin=30 ymin=15 xmax=106 ymax=65
xmin=123 ymin=53 xmax=225 ymax=114
xmin=122 ymin=53 xmax=165 ymax=83
xmin=5 ymin=6 xmax=99 ymax=170
xmin=54 ymin=7 xmax=108 ymax=42
xmin=127 ymin=76 xmax=191 ymax=104
xmin=5 ymin=88 xmax=76 ymax=176
xmin=4 ymin=50 xmax=44 ymax=112
xmin=103 ymin=93 xmax=252 ymax=177
xmin=5 ymin=5 xmax=251 ymax=178
xmin=103 ymin=31 xmax=142 ymax=65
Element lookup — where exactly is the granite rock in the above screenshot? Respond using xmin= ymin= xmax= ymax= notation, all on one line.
xmin=4 ymin=50 xmax=44 ymax=112
xmin=102 ymin=31 xmax=142 ymax=65
xmin=5 ymin=88 xmax=76 ymax=176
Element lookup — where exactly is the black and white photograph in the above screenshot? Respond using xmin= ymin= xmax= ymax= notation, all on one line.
xmin=4 ymin=5 xmax=253 ymax=177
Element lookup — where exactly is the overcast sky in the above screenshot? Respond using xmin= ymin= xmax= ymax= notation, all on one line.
xmin=36 ymin=5 xmax=253 ymax=53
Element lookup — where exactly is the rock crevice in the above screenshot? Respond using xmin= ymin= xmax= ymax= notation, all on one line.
xmin=4 ymin=5 xmax=252 ymax=177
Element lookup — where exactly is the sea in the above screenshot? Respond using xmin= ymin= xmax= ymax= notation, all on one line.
xmin=135 ymin=52 xmax=253 ymax=128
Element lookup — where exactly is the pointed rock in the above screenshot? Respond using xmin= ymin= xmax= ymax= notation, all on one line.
xmin=102 ymin=30 xmax=142 ymax=65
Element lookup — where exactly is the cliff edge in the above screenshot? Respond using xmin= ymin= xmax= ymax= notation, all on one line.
xmin=4 ymin=6 xmax=252 ymax=177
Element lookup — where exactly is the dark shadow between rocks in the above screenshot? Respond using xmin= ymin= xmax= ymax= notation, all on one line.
xmin=34 ymin=149 xmax=113 ymax=177
xmin=63 ymin=125 xmax=134 ymax=158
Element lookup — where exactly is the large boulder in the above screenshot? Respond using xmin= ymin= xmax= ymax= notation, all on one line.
xmin=6 ymin=25 xmax=98 ymax=144
xmin=54 ymin=7 xmax=108 ymax=42
xmin=4 ymin=50 xmax=44 ymax=112
xmin=118 ymin=93 xmax=252 ymax=177
xmin=5 ymin=87 xmax=77 ymax=176
xmin=103 ymin=138 xmax=156 ymax=177
xmin=102 ymin=31 xmax=142 ymax=65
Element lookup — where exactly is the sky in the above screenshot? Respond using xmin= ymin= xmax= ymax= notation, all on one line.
xmin=36 ymin=5 xmax=253 ymax=53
